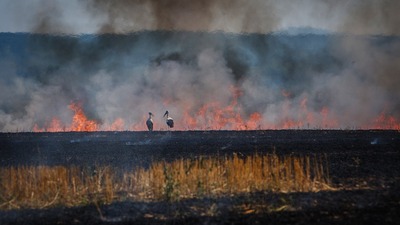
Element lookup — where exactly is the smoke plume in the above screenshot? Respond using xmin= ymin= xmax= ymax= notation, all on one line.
xmin=1 ymin=0 xmax=400 ymax=35
xmin=0 ymin=1 xmax=399 ymax=131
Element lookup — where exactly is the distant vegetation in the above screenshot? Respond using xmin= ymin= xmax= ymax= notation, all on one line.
xmin=0 ymin=153 xmax=331 ymax=210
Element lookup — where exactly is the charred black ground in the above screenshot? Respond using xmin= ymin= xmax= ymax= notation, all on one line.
xmin=1 ymin=130 xmax=400 ymax=224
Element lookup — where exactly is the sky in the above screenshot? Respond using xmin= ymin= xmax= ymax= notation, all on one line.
xmin=0 ymin=0 xmax=399 ymax=132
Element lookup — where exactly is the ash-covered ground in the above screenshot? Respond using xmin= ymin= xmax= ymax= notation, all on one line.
xmin=1 ymin=130 xmax=400 ymax=225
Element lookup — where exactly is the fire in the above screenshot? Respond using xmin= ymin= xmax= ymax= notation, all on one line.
xmin=320 ymin=107 xmax=338 ymax=128
xmin=33 ymin=102 xmax=99 ymax=132
xmin=106 ymin=118 xmax=125 ymax=131
xmin=32 ymin=124 xmax=44 ymax=132
xmin=370 ymin=111 xmax=400 ymax=130
xmin=46 ymin=118 xmax=64 ymax=132
xmin=183 ymin=102 xmax=261 ymax=130
xmin=32 ymin=92 xmax=399 ymax=132
xmin=280 ymin=96 xmax=302 ymax=129
xmin=68 ymin=103 xmax=98 ymax=132
xmin=270 ymin=93 xmax=340 ymax=129
xmin=180 ymin=86 xmax=262 ymax=130
xmin=33 ymin=118 xmax=64 ymax=132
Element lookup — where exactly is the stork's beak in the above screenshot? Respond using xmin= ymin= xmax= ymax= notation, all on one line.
xmin=163 ymin=111 xmax=168 ymax=117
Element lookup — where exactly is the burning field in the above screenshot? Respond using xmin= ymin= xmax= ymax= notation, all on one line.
xmin=1 ymin=1 xmax=400 ymax=224
xmin=1 ymin=32 xmax=400 ymax=225
xmin=1 ymin=31 xmax=400 ymax=132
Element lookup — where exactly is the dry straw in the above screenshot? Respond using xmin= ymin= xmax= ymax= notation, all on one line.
xmin=0 ymin=153 xmax=330 ymax=210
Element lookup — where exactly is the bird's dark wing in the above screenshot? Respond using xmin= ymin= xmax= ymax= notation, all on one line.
xmin=146 ymin=120 xmax=153 ymax=131
xmin=167 ymin=119 xmax=174 ymax=128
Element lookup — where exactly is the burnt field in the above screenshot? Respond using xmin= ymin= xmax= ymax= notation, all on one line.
xmin=1 ymin=130 xmax=399 ymax=180
xmin=1 ymin=130 xmax=400 ymax=225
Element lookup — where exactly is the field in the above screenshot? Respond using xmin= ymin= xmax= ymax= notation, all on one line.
xmin=1 ymin=130 xmax=400 ymax=224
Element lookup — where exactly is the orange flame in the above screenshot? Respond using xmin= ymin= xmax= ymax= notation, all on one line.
xmin=320 ymin=107 xmax=338 ymax=128
xmin=269 ymin=93 xmax=340 ymax=129
xmin=32 ymin=93 xmax=399 ymax=132
xmin=33 ymin=117 xmax=64 ymax=132
xmin=46 ymin=117 xmax=64 ymax=132
xmin=109 ymin=118 xmax=125 ymax=131
xmin=68 ymin=103 xmax=98 ymax=132
xmin=180 ymin=86 xmax=261 ymax=130
xmin=33 ymin=102 xmax=99 ymax=132
xmin=32 ymin=124 xmax=45 ymax=132
xmin=102 ymin=117 xmax=125 ymax=131
xmin=370 ymin=111 xmax=400 ymax=130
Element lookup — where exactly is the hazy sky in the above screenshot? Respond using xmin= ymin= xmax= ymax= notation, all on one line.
xmin=1 ymin=0 xmax=399 ymax=35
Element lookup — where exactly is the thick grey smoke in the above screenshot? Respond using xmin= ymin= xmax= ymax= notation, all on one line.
xmin=0 ymin=31 xmax=399 ymax=131
xmin=0 ymin=1 xmax=399 ymax=131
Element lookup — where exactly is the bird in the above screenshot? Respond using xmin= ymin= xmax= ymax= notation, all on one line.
xmin=163 ymin=110 xmax=174 ymax=129
xmin=146 ymin=112 xmax=154 ymax=131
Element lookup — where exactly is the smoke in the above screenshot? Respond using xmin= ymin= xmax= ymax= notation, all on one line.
xmin=0 ymin=1 xmax=400 ymax=131
xmin=0 ymin=31 xmax=399 ymax=131
xmin=1 ymin=0 xmax=400 ymax=35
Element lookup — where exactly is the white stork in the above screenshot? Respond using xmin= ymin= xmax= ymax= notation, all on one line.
xmin=146 ymin=112 xmax=154 ymax=131
xmin=163 ymin=110 xmax=174 ymax=129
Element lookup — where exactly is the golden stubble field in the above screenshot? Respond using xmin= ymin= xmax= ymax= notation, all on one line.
xmin=0 ymin=153 xmax=330 ymax=209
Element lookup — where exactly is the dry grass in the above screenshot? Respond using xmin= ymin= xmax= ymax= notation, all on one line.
xmin=0 ymin=153 xmax=331 ymax=210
